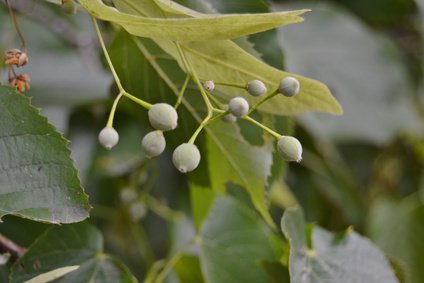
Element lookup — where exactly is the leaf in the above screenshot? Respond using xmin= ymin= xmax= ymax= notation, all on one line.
xmin=9 ymin=221 xmax=137 ymax=283
xmin=199 ymin=196 xmax=282 ymax=283
xmin=114 ymin=0 xmax=342 ymax=116
xmin=23 ymin=266 xmax=80 ymax=283
xmin=190 ymin=184 xmax=216 ymax=231
xmin=174 ymin=254 xmax=205 ymax=283
xmin=367 ymin=197 xmax=424 ymax=283
xmin=79 ymin=0 xmax=307 ymax=41
xmin=0 ymin=86 xmax=90 ymax=224
xmin=281 ymin=206 xmax=399 ymax=283
xmin=206 ymin=122 xmax=275 ymax=227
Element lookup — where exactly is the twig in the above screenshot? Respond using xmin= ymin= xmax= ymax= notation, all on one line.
xmin=0 ymin=233 xmax=26 ymax=262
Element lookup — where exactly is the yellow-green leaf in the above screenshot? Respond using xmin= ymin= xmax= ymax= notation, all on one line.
xmin=79 ymin=0 xmax=307 ymax=41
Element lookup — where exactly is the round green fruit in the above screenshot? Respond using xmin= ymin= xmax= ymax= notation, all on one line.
xmin=277 ymin=136 xmax=302 ymax=162
xmin=228 ymin=97 xmax=249 ymax=117
xmin=148 ymin=103 xmax=178 ymax=131
xmin=141 ymin=130 xmax=166 ymax=158
xmin=172 ymin=143 xmax=201 ymax=173
xmin=278 ymin=76 xmax=300 ymax=97
xmin=246 ymin=79 xmax=267 ymax=97
xmin=98 ymin=127 xmax=119 ymax=150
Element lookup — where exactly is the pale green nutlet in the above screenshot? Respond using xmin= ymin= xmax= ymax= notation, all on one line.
xmin=277 ymin=136 xmax=302 ymax=162
xmin=148 ymin=103 xmax=178 ymax=131
xmin=228 ymin=97 xmax=249 ymax=117
xmin=61 ymin=0 xmax=77 ymax=14
xmin=246 ymin=79 xmax=267 ymax=97
xmin=141 ymin=130 xmax=166 ymax=158
xmin=172 ymin=143 xmax=201 ymax=173
xmin=98 ymin=127 xmax=119 ymax=150
xmin=278 ymin=76 xmax=300 ymax=97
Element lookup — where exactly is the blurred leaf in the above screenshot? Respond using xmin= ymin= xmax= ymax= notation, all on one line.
xmin=276 ymin=2 xmax=423 ymax=143
xmin=10 ymin=222 xmax=137 ymax=283
xmin=281 ymin=206 xmax=398 ymax=283
xmin=80 ymin=0 xmax=307 ymax=41
xmin=174 ymin=254 xmax=204 ymax=283
xmin=206 ymin=122 xmax=275 ymax=227
xmin=189 ymin=184 xmax=215 ymax=231
xmin=114 ymin=0 xmax=342 ymax=116
xmin=367 ymin=197 xmax=424 ymax=283
xmin=199 ymin=196 xmax=282 ymax=283
xmin=260 ymin=260 xmax=290 ymax=283
xmin=0 ymin=86 xmax=90 ymax=224
xmin=23 ymin=266 xmax=80 ymax=283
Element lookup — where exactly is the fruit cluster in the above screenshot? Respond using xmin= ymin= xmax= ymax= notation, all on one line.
xmin=98 ymin=76 xmax=303 ymax=173
xmin=92 ymin=18 xmax=302 ymax=174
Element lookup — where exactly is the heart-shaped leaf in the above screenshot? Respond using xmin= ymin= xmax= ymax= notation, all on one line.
xmin=0 ymin=86 xmax=90 ymax=224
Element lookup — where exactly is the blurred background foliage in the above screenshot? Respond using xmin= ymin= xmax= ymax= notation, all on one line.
xmin=0 ymin=0 xmax=423 ymax=282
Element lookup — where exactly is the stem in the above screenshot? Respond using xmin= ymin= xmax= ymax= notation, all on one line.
xmin=174 ymin=75 xmax=190 ymax=109
xmin=123 ymin=92 xmax=152 ymax=109
xmin=212 ymin=81 xmax=246 ymax=89
xmin=106 ymin=92 xmax=123 ymax=127
xmin=243 ymin=116 xmax=282 ymax=139
xmin=247 ymin=90 xmax=278 ymax=115
xmin=91 ymin=16 xmax=125 ymax=92
xmin=206 ymin=91 xmax=226 ymax=109
xmin=154 ymin=236 xmax=200 ymax=283
xmin=188 ymin=111 xmax=228 ymax=144
xmin=0 ymin=234 xmax=26 ymax=262
xmin=175 ymin=43 xmax=213 ymax=114
xmin=5 ymin=0 xmax=26 ymax=50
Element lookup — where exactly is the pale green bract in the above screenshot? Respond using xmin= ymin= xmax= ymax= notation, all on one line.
xmin=79 ymin=0 xmax=307 ymax=41
xmin=105 ymin=0 xmax=343 ymax=116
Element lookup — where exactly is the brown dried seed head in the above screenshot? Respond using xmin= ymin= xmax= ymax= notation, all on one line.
xmin=4 ymin=49 xmax=28 ymax=67
xmin=9 ymin=74 xmax=31 ymax=93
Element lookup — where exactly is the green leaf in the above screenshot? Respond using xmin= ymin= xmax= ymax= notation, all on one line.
xmin=79 ymin=0 xmax=307 ymax=41
xmin=281 ymin=206 xmax=399 ymax=283
xmin=114 ymin=0 xmax=342 ymax=116
xmin=367 ymin=197 xmax=424 ymax=283
xmin=206 ymin=122 xmax=275 ymax=227
xmin=0 ymin=86 xmax=90 ymax=224
xmin=9 ymin=221 xmax=137 ymax=283
xmin=174 ymin=254 xmax=205 ymax=283
xmin=190 ymin=184 xmax=216 ymax=231
xmin=199 ymin=196 xmax=282 ymax=283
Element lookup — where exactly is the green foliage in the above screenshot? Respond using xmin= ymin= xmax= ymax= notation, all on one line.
xmin=199 ymin=197 xmax=283 ymax=283
xmin=9 ymin=222 xmax=137 ymax=282
xmin=1 ymin=0 xmax=422 ymax=282
xmin=281 ymin=207 xmax=399 ymax=283
xmin=0 ymin=86 xmax=90 ymax=224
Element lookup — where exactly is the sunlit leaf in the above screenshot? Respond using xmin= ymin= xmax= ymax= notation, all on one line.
xmin=79 ymin=0 xmax=307 ymax=41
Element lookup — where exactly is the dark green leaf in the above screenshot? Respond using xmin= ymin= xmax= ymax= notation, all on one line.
xmin=10 ymin=221 xmax=137 ymax=283
xmin=0 ymin=86 xmax=90 ymax=224
xmin=199 ymin=196 xmax=282 ymax=283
